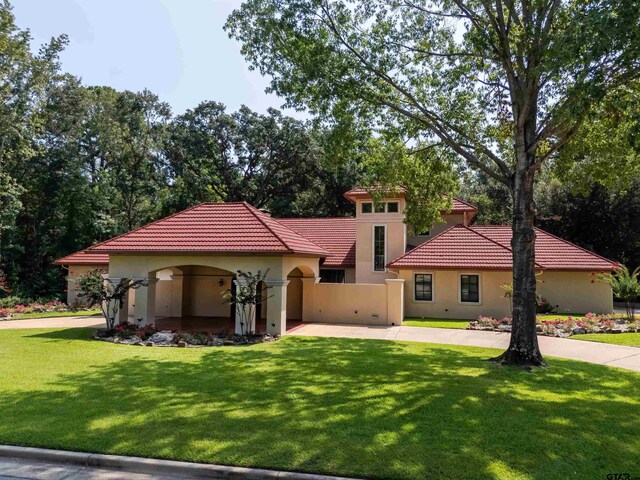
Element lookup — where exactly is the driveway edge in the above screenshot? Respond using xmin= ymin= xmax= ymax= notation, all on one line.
xmin=0 ymin=445 xmax=361 ymax=480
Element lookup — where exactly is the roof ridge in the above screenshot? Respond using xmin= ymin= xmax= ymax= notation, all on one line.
xmin=86 ymin=202 xmax=208 ymax=252
xmin=470 ymin=224 xmax=509 ymax=228
xmin=278 ymin=217 xmax=356 ymax=221
xmin=265 ymin=213 xmax=332 ymax=255
xmin=452 ymin=197 xmax=478 ymax=211
xmin=387 ymin=224 xmax=463 ymax=266
xmin=533 ymin=227 xmax=619 ymax=269
xmin=241 ymin=202 xmax=293 ymax=253
xmin=464 ymin=224 xmax=546 ymax=269
xmin=243 ymin=203 xmax=330 ymax=256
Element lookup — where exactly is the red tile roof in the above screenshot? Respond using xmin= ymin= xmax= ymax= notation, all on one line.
xmin=449 ymin=198 xmax=478 ymax=214
xmin=279 ymin=218 xmax=356 ymax=267
xmin=343 ymin=187 xmax=477 ymax=214
xmin=389 ymin=224 xmax=618 ymax=271
xmin=389 ymin=224 xmax=515 ymax=269
xmin=471 ymin=225 xmax=619 ymax=271
xmin=86 ymin=202 xmax=330 ymax=256
xmin=54 ymin=250 xmax=109 ymax=266
xmin=344 ymin=185 xmax=407 ymax=201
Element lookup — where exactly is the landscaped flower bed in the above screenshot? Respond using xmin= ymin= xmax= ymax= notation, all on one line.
xmin=467 ymin=312 xmax=640 ymax=338
xmin=93 ymin=322 xmax=278 ymax=347
xmin=0 ymin=301 xmax=77 ymax=319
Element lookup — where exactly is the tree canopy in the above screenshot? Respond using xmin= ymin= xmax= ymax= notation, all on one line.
xmin=226 ymin=0 xmax=640 ymax=366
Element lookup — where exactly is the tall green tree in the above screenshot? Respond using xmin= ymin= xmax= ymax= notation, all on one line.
xmin=0 ymin=0 xmax=70 ymax=294
xmin=164 ymin=102 xmax=326 ymax=216
xmin=226 ymin=0 xmax=640 ymax=366
xmin=552 ymin=83 xmax=640 ymax=194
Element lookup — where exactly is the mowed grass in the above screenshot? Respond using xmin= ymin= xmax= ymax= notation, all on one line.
xmin=537 ymin=314 xmax=587 ymax=321
xmin=404 ymin=314 xmax=587 ymax=330
xmin=573 ymin=333 xmax=640 ymax=347
xmin=0 ymin=329 xmax=639 ymax=480
xmin=7 ymin=310 xmax=101 ymax=320
xmin=403 ymin=317 xmax=470 ymax=329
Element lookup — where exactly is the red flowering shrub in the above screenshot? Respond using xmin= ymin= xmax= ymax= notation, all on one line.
xmin=137 ymin=324 xmax=159 ymax=341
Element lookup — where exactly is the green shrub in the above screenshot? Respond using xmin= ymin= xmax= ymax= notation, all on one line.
xmin=174 ymin=331 xmax=210 ymax=346
xmin=0 ymin=296 xmax=31 ymax=308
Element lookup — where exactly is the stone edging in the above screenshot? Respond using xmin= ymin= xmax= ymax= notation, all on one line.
xmin=0 ymin=445 xmax=362 ymax=480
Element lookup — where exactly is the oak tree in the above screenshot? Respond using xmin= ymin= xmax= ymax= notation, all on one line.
xmin=226 ymin=0 xmax=640 ymax=366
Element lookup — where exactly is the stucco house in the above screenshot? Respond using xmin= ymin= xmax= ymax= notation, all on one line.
xmin=55 ymin=187 xmax=617 ymax=335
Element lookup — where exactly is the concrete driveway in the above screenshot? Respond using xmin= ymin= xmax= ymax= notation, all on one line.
xmin=288 ymin=323 xmax=640 ymax=372
xmin=0 ymin=315 xmax=105 ymax=330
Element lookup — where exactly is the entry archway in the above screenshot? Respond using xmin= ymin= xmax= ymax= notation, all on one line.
xmin=286 ymin=264 xmax=316 ymax=328
xmin=151 ymin=264 xmax=236 ymax=333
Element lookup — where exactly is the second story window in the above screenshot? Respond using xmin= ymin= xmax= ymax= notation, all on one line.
xmin=362 ymin=202 xmax=373 ymax=213
xmin=373 ymin=225 xmax=386 ymax=271
xmin=374 ymin=202 xmax=385 ymax=213
xmin=387 ymin=202 xmax=399 ymax=213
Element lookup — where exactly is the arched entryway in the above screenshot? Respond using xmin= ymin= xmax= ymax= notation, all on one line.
xmin=286 ymin=265 xmax=315 ymax=330
xmin=151 ymin=265 xmax=237 ymax=333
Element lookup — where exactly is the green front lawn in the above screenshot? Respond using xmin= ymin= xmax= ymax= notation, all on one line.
xmin=537 ymin=314 xmax=586 ymax=321
xmin=7 ymin=310 xmax=101 ymax=320
xmin=404 ymin=314 xmax=589 ymax=330
xmin=1 ymin=329 xmax=639 ymax=479
xmin=573 ymin=333 xmax=640 ymax=347
xmin=403 ymin=317 xmax=469 ymax=329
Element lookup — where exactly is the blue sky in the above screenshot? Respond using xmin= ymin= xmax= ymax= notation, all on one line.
xmin=13 ymin=0 xmax=295 ymax=116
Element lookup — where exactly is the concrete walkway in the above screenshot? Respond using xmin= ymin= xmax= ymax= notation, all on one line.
xmin=288 ymin=323 xmax=640 ymax=372
xmin=0 ymin=316 xmax=105 ymax=330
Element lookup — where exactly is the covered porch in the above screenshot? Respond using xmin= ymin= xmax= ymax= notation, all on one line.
xmin=111 ymin=255 xmax=320 ymax=336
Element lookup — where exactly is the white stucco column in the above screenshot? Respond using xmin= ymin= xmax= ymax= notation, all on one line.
xmin=266 ymin=279 xmax=289 ymax=336
xmin=134 ymin=276 xmax=157 ymax=326
xmin=301 ymin=277 xmax=321 ymax=323
xmin=170 ymin=274 xmax=183 ymax=318
xmin=385 ymin=279 xmax=405 ymax=326
xmin=234 ymin=278 xmax=257 ymax=335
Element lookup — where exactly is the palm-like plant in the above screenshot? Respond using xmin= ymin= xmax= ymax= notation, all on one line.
xmin=596 ymin=266 xmax=640 ymax=320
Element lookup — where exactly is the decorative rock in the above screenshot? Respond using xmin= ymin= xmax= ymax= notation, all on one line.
xmin=177 ymin=341 xmax=187 ymax=348
xmin=148 ymin=331 xmax=175 ymax=345
xmin=536 ymin=324 xmax=543 ymax=332
xmin=571 ymin=327 xmax=587 ymax=335
xmin=145 ymin=341 xmax=154 ymax=347
xmin=133 ymin=341 xmax=144 ymax=346
xmin=497 ymin=325 xmax=512 ymax=332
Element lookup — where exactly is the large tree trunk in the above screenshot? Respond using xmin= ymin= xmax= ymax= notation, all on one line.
xmin=492 ymin=119 xmax=546 ymax=367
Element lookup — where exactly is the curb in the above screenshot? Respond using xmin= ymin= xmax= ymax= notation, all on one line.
xmin=0 ymin=445 xmax=362 ymax=480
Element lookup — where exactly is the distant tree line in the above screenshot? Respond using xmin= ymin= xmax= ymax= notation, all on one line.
xmin=0 ymin=2 xmax=362 ymax=298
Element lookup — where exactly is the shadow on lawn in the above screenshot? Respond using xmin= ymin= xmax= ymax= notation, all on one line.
xmin=1 ymin=331 xmax=639 ymax=480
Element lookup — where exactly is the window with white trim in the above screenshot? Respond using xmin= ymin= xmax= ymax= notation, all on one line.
xmin=373 ymin=225 xmax=386 ymax=271
xmin=362 ymin=202 xmax=373 ymax=213
xmin=460 ymin=274 xmax=480 ymax=303
xmin=414 ymin=274 xmax=433 ymax=301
